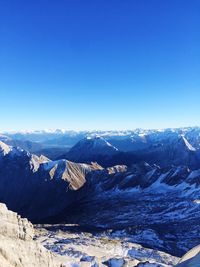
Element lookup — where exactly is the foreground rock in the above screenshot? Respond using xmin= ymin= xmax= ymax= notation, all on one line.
xmin=176 ymin=245 xmax=200 ymax=267
xmin=0 ymin=202 xmax=179 ymax=267
xmin=35 ymin=224 xmax=179 ymax=267
xmin=0 ymin=203 xmax=65 ymax=267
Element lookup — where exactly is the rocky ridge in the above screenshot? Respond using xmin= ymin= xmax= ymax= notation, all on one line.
xmin=176 ymin=245 xmax=200 ymax=267
xmin=0 ymin=141 xmax=200 ymax=258
xmin=0 ymin=203 xmax=64 ymax=267
xmin=0 ymin=203 xmax=181 ymax=267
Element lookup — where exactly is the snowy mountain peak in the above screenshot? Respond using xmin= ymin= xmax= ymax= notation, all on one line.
xmin=86 ymin=136 xmax=118 ymax=151
xmin=77 ymin=136 xmax=119 ymax=154
xmin=0 ymin=141 xmax=11 ymax=155
xmin=63 ymin=136 xmax=119 ymax=163
xmin=180 ymin=135 xmax=196 ymax=151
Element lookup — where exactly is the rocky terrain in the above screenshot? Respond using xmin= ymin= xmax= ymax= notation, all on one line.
xmin=0 ymin=140 xmax=200 ymax=258
xmin=176 ymin=245 xmax=200 ymax=267
xmin=0 ymin=203 xmax=64 ymax=267
xmin=63 ymin=136 xmax=119 ymax=164
xmin=0 ymin=128 xmax=200 ymax=266
xmin=34 ymin=224 xmax=179 ymax=267
xmin=0 ymin=141 xmax=102 ymax=221
xmin=50 ymin=161 xmax=200 ymax=257
xmin=0 ymin=202 xmax=181 ymax=267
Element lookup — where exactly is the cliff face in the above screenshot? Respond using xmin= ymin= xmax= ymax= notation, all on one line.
xmin=0 ymin=203 xmax=64 ymax=267
xmin=176 ymin=245 xmax=200 ymax=267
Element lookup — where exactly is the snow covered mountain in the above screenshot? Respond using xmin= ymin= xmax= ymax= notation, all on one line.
xmin=2 ymin=127 xmax=200 ymax=166
xmin=2 ymin=127 xmax=200 ymax=150
xmin=56 ymin=162 xmax=200 ymax=257
xmin=62 ymin=136 xmax=119 ymax=163
xmin=0 ymin=140 xmax=200 ymax=258
xmin=0 ymin=141 xmax=102 ymax=221
xmin=60 ymin=133 xmax=200 ymax=169
xmin=134 ymin=134 xmax=200 ymax=169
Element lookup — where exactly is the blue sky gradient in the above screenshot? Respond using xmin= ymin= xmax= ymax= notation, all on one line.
xmin=0 ymin=0 xmax=200 ymax=131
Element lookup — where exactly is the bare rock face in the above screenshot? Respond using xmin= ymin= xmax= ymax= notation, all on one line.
xmin=107 ymin=165 xmax=127 ymax=174
xmin=0 ymin=203 xmax=64 ymax=267
xmin=43 ymin=160 xmax=103 ymax=190
xmin=176 ymin=245 xmax=200 ymax=267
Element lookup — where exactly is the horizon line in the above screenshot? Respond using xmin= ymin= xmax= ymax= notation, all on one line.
xmin=1 ymin=125 xmax=200 ymax=134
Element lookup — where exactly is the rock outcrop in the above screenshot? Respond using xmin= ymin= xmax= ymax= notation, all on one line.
xmin=0 ymin=203 xmax=64 ymax=267
xmin=176 ymin=245 xmax=200 ymax=267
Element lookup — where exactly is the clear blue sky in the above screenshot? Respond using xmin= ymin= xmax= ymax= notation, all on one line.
xmin=0 ymin=0 xmax=200 ymax=131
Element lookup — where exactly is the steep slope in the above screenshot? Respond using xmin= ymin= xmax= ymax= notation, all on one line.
xmin=176 ymin=245 xmax=200 ymax=267
xmin=132 ymin=135 xmax=200 ymax=169
xmin=0 ymin=203 xmax=64 ymax=267
xmin=0 ymin=141 xmax=200 ymax=257
xmin=0 ymin=141 xmax=11 ymax=155
xmin=42 ymin=159 xmax=102 ymax=190
xmin=52 ymin=162 xmax=200 ymax=256
xmin=121 ymin=134 xmax=200 ymax=169
xmin=106 ymin=133 xmax=149 ymax=152
xmin=58 ymin=132 xmax=200 ymax=169
xmin=0 ymin=141 xmax=102 ymax=222
xmin=62 ymin=136 xmax=119 ymax=164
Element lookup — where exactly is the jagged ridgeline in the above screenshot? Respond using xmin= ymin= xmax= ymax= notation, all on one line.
xmin=0 ymin=137 xmax=200 ymax=258
xmin=2 ymin=128 xmax=200 ymax=168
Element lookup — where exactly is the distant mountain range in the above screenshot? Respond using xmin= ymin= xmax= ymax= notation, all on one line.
xmin=59 ymin=129 xmax=200 ymax=169
xmin=1 ymin=127 xmax=200 ymax=168
xmin=3 ymin=127 xmax=200 ymax=150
